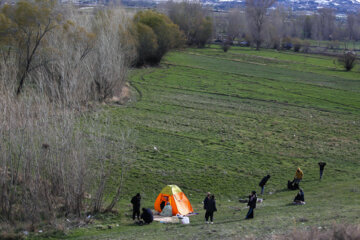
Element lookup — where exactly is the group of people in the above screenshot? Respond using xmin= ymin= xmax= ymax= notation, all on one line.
xmin=203 ymin=193 xmax=217 ymax=224
xmin=130 ymin=162 xmax=327 ymax=225
xmin=131 ymin=193 xmax=153 ymax=225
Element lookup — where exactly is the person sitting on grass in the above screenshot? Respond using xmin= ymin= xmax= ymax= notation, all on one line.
xmin=140 ymin=208 xmax=153 ymax=224
xmin=160 ymin=202 xmax=172 ymax=217
xmin=160 ymin=196 xmax=168 ymax=211
xmin=293 ymin=188 xmax=305 ymax=205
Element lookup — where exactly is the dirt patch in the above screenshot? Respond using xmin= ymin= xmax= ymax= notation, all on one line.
xmin=108 ymin=83 xmax=131 ymax=105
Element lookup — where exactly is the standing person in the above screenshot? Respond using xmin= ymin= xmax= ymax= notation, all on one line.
xmin=205 ymin=194 xmax=217 ymax=224
xmin=294 ymin=168 xmax=303 ymax=185
xmin=203 ymin=192 xmax=211 ymax=210
xmin=318 ymin=162 xmax=326 ymax=180
xmin=245 ymin=191 xmax=257 ymax=219
xmin=131 ymin=193 xmax=141 ymax=221
xmin=140 ymin=208 xmax=153 ymax=224
xmin=259 ymin=175 xmax=271 ymax=195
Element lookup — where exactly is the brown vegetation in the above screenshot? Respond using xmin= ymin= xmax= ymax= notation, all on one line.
xmin=0 ymin=1 xmax=137 ymax=227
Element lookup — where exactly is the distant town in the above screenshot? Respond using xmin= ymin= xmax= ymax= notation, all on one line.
xmin=1 ymin=0 xmax=359 ymax=13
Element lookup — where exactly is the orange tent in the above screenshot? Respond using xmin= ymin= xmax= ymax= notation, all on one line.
xmin=154 ymin=185 xmax=193 ymax=216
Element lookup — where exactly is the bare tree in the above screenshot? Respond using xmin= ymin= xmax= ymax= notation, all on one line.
xmin=317 ymin=8 xmax=335 ymax=40
xmin=0 ymin=4 xmax=137 ymax=225
xmin=227 ymin=8 xmax=245 ymax=42
xmin=245 ymin=0 xmax=276 ymax=50
xmin=347 ymin=13 xmax=356 ymax=41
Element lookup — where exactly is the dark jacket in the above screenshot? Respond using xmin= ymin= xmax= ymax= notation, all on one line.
xmin=203 ymin=196 xmax=210 ymax=210
xmin=206 ymin=198 xmax=217 ymax=212
xmin=318 ymin=162 xmax=326 ymax=170
xmin=141 ymin=208 xmax=153 ymax=224
xmin=259 ymin=176 xmax=270 ymax=187
xmin=160 ymin=201 xmax=166 ymax=210
xmin=248 ymin=195 xmax=257 ymax=209
xmin=131 ymin=195 xmax=141 ymax=209
xmin=294 ymin=191 xmax=305 ymax=202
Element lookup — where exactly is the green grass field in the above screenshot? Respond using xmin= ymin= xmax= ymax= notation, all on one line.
xmin=34 ymin=45 xmax=360 ymax=239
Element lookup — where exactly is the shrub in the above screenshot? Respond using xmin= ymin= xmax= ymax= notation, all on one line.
xmin=338 ymin=51 xmax=357 ymax=71
xmin=222 ymin=40 xmax=231 ymax=52
xmin=292 ymin=38 xmax=302 ymax=52
xmin=133 ymin=10 xmax=184 ymax=66
xmin=167 ymin=1 xmax=212 ymax=48
xmin=301 ymin=40 xmax=311 ymax=53
xmin=282 ymin=37 xmax=292 ymax=50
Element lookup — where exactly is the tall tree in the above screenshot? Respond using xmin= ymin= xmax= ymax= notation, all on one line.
xmin=0 ymin=0 xmax=61 ymax=95
xmin=227 ymin=8 xmax=245 ymax=41
xmin=245 ymin=0 xmax=276 ymax=50
xmin=317 ymin=8 xmax=335 ymax=40
xmin=167 ymin=1 xmax=213 ymax=48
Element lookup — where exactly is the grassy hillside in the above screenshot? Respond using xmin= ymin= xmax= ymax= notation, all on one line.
xmin=37 ymin=46 xmax=360 ymax=239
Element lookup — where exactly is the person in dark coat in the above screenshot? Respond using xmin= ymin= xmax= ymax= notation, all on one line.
xmin=205 ymin=194 xmax=217 ymax=224
xmin=245 ymin=191 xmax=257 ymax=219
xmin=203 ymin=192 xmax=211 ymax=210
xmin=293 ymin=188 xmax=305 ymax=203
xmin=131 ymin=193 xmax=141 ymax=221
xmin=259 ymin=175 xmax=271 ymax=195
xmin=160 ymin=196 xmax=168 ymax=211
xmin=287 ymin=180 xmax=299 ymax=190
xmin=318 ymin=162 xmax=326 ymax=180
xmin=140 ymin=208 xmax=153 ymax=224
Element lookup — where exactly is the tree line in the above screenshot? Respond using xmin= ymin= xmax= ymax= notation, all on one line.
xmin=214 ymin=2 xmax=360 ymax=51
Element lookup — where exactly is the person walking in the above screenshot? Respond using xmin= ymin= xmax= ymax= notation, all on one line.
xmin=294 ymin=168 xmax=303 ymax=185
xmin=131 ymin=193 xmax=141 ymax=221
xmin=245 ymin=191 xmax=257 ymax=219
xmin=259 ymin=175 xmax=271 ymax=195
xmin=205 ymin=194 xmax=217 ymax=224
xmin=318 ymin=162 xmax=326 ymax=180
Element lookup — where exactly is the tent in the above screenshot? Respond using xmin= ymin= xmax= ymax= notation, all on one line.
xmin=154 ymin=185 xmax=193 ymax=216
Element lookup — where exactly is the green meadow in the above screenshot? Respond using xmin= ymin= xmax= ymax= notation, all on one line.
xmin=35 ymin=46 xmax=360 ymax=239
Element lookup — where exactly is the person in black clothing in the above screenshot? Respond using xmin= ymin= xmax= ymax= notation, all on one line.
xmin=160 ymin=196 xmax=168 ymax=211
xmin=293 ymin=188 xmax=305 ymax=203
xmin=160 ymin=201 xmax=166 ymax=211
xmin=245 ymin=191 xmax=257 ymax=219
xmin=259 ymin=175 xmax=271 ymax=195
xmin=318 ymin=162 xmax=326 ymax=180
xmin=203 ymin=192 xmax=211 ymax=210
xmin=140 ymin=208 xmax=153 ymax=224
xmin=131 ymin=193 xmax=141 ymax=221
xmin=287 ymin=180 xmax=299 ymax=190
xmin=205 ymin=194 xmax=217 ymax=224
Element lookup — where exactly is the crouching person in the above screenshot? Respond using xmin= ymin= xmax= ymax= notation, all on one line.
xmin=140 ymin=208 xmax=153 ymax=224
xmin=293 ymin=188 xmax=305 ymax=205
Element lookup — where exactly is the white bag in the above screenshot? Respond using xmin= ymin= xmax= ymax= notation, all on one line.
xmin=181 ymin=216 xmax=190 ymax=224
